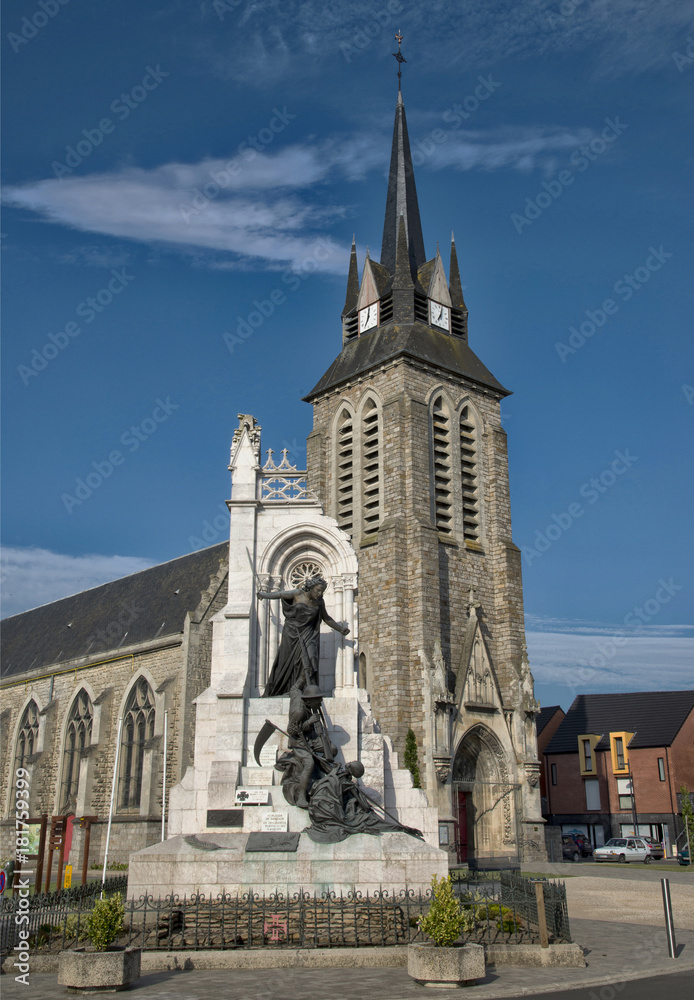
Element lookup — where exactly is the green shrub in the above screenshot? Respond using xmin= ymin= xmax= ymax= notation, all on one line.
xmin=404 ymin=728 xmax=421 ymax=788
xmin=418 ymin=874 xmax=475 ymax=947
xmin=475 ymin=903 xmax=523 ymax=932
xmin=64 ymin=915 xmax=90 ymax=943
xmin=86 ymin=893 xmax=125 ymax=951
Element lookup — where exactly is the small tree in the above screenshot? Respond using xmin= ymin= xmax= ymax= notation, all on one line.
xmin=681 ymin=786 xmax=694 ymax=849
xmin=404 ymin=728 xmax=421 ymax=788
xmin=419 ymin=874 xmax=474 ymax=947
xmin=86 ymin=893 xmax=125 ymax=951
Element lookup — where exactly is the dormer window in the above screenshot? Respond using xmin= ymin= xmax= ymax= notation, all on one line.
xmin=430 ymin=301 xmax=450 ymax=331
xmin=359 ymin=303 xmax=378 ymax=333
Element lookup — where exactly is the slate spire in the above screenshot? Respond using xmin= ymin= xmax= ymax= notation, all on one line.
xmin=449 ymin=232 xmax=467 ymax=310
xmin=342 ymin=236 xmax=359 ymax=317
xmin=380 ymin=91 xmax=426 ymax=277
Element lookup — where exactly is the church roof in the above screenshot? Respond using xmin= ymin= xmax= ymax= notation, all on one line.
xmin=0 ymin=542 xmax=229 ymax=679
xmin=380 ymin=91 xmax=426 ymax=277
xmin=543 ymin=691 xmax=694 ymax=753
xmin=304 ymin=321 xmax=510 ymax=400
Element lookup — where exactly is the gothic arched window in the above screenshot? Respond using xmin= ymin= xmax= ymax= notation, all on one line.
xmin=460 ymin=405 xmax=480 ymax=542
xmin=432 ymin=396 xmax=453 ymax=534
xmin=336 ymin=407 xmax=355 ymax=533
xmin=119 ymin=677 xmax=155 ymax=810
xmin=60 ymin=690 xmax=93 ymax=811
xmin=15 ymin=701 xmax=39 ymax=772
xmin=361 ymin=398 xmax=381 ymax=531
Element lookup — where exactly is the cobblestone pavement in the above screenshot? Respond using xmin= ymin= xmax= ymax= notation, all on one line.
xmin=2 ymin=919 xmax=693 ymax=1000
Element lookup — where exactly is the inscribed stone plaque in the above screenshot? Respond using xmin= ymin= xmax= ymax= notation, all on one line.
xmin=245 ymin=832 xmax=300 ymax=853
xmin=247 ymin=769 xmax=274 ymax=786
xmin=206 ymin=809 xmax=244 ymax=828
xmin=259 ymin=745 xmax=279 ymax=767
xmin=235 ymin=788 xmax=270 ymax=805
xmin=262 ymin=812 xmax=289 ymax=833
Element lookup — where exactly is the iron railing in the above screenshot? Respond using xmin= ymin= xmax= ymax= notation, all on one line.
xmin=0 ymin=874 xmax=569 ymax=954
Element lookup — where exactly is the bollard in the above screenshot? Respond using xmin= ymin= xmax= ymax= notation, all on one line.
xmin=534 ymin=880 xmax=549 ymax=948
xmin=661 ymin=877 xmax=677 ymax=959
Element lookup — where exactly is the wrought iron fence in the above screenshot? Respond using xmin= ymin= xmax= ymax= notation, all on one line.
xmin=0 ymin=876 xmax=561 ymax=954
xmin=0 ymin=877 xmax=128 ymax=955
xmin=499 ymin=870 xmax=571 ymax=942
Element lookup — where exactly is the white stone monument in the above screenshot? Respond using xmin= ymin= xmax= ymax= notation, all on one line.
xmin=127 ymin=416 xmax=448 ymax=899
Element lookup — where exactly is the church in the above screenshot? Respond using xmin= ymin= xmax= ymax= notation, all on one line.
xmin=0 ymin=82 xmax=546 ymax=878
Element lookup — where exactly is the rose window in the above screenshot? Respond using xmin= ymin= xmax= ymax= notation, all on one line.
xmin=288 ymin=561 xmax=325 ymax=589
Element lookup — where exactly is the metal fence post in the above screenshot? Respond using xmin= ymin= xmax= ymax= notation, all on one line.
xmin=661 ymin=878 xmax=677 ymax=959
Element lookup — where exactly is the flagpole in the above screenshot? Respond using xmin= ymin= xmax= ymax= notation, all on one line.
xmin=102 ymin=716 xmax=123 ymax=894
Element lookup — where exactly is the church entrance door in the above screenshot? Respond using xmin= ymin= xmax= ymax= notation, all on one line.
xmin=456 ymin=791 xmax=469 ymax=863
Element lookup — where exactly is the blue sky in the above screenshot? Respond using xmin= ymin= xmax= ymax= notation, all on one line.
xmin=2 ymin=0 xmax=693 ymax=710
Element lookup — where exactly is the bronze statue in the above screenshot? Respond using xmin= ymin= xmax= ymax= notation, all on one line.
xmin=274 ymin=684 xmax=337 ymax=809
xmin=258 ymin=576 xmax=349 ymax=696
xmin=306 ymin=760 xmax=423 ymax=844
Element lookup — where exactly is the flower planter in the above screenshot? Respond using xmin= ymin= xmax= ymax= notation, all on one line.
xmin=58 ymin=946 xmax=141 ymax=993
xmin=407 ymin=942 xmax=485 ymax=987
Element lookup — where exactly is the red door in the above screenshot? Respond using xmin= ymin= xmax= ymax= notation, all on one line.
xmin=456 ymin=791 xmax=469 ymax=863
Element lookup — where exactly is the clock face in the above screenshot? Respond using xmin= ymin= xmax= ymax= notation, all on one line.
xmin=359 ymin=303 xmax=378 ymax=333
xmin=430 ymin=301 xmax=450 ymax=331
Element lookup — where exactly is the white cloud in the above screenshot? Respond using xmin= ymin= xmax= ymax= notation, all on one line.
xmin=1 ymin=547 xmax=156 ymax=618
xmin=4 ymin=126 xmax=595 ymax=270
xmin=526 ymin=615 xmax=694 ymax=700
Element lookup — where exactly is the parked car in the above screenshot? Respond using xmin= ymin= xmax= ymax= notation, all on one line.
xmin=561 ymin=835 xmax=583 ymax=862
xmin=641 ymin=836 xmax=664 ymax=860
xmin=678 ymin=844 xmax=690 ymax=866
xmin=594 ymin=837 xmax=651 ymax=863
xmin=571 ymin=833 xmax=594 ymax=857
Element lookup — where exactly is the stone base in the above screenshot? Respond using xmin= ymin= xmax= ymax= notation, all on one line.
xmin=127 ymin=831 xmax=448 ymax=899
xmin=407 ymin=942 xmax=485 ymax=987
xmin=57 ymin=947 xmax=141 ymax=993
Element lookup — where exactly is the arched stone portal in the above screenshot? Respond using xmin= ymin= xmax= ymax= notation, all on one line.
xmin=452 ymin=725 xmax=519 ymax=865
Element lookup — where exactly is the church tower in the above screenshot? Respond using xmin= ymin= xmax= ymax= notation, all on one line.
xmin=305 ymin=82 xmax=545 ymax=862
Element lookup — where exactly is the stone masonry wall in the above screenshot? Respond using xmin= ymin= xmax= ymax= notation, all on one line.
xmin=307 ymin=356 xmax=530 ymax=790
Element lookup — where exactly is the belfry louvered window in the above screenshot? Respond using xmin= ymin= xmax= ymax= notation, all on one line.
xmin=336 ymin=408 xmax=354 ymax=533
xmin=119 ymin=677 xmax=155 ymax=810
xmin=15 ymin=701 xmax=39 ymax=772
xmin=361 ymin=399 xmax=381 ymax=531
xmin=60 ymin=689 xmax=93 ymax=810
xmin=460 ymin=405 xmax=480 ymax=541
xmin=432 ymin=396 xmax=453 ymax=533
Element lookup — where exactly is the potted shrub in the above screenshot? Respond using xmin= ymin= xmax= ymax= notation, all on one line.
xmin=58 ymin=893 xmax=141 ymax=992
xmin=408 ymin=874 xmax=485 ymax=987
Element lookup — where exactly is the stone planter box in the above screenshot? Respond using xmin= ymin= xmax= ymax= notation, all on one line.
xmin=58 ymin=946 xmax=141 ymax=993
xmin=407 ymin=942 xmax=485 ymax=987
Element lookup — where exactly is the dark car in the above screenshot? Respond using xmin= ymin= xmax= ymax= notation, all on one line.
xmin=562 ymin=835 xmax=584 ymax=862
xmin=571 ymin=833 xmax=593 ymax=857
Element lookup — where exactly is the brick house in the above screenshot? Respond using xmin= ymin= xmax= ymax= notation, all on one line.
xmin=542 ymin=692 xmax=694 ymax=855
xmin=535 ymin=705 xmax=564 ymax=813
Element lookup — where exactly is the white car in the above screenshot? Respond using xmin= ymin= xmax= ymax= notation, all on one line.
xmin=593 ymin=837 xmax=651 ymax=863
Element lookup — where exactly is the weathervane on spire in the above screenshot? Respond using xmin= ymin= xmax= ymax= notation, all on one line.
xmin=393 ymin=31 xmax=406 ymax=90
